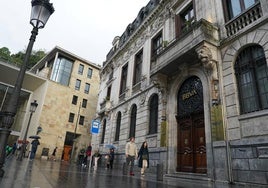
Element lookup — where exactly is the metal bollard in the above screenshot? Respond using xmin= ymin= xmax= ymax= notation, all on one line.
xmin=123 ymin=162 xmax=127 ymax=175
xmin=156 ymin=163 xmax=163 ymax=181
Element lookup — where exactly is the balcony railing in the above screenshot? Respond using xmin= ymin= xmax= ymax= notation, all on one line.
xmin=225 ymin=2 xmax=262 ymax=37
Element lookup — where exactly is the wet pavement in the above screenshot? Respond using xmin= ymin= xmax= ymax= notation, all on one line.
xmin=0 ymin=155 xmax=266 ymax=188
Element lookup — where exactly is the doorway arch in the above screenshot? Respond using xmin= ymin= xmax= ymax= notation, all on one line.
xmin=176 ymin=76 xmax=207 ymax=173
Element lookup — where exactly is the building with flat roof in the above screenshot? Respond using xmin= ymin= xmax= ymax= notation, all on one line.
xmin=1 ymin=46 xmax=100 ymax=161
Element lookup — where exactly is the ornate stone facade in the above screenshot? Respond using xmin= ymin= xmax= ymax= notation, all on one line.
xmin=95 ymin=0 xmax=268 ymax=186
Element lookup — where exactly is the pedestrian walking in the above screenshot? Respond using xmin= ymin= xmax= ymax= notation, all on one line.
xmin=138 ymin=141 xmax=149 ymax=176
xmin=125 ymin=137 xmax=138 ymax=176
xmin=78 ymin=148 xmax=85 ymax=165
xmin=92 ymin=150 xmax=101 ymax=170
xmin=105 ymin=154 xmax=110 ymax=169
xmin=82 ymin=144 xmax=92 ymax=168
xmin=50 ymin=147 xmax=57 ymax=161
xmin=29 ymin=139 xmax=40 ymax=160
xmin=12 ymin=142 xmax=17 ymax=155
xmin=109 ymin=148 xmax=115 ymax=169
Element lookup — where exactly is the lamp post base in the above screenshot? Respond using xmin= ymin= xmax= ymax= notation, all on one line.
xmin=0 ymin=128 xmax=11 ymax=178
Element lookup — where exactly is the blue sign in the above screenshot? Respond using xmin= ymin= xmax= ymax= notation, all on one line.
xmin=91 ymin=120 xmax=100 ymax=134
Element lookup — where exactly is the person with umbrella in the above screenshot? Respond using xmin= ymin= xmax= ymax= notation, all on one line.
xmin=109 ymin=148 xmax=115 ymax=169
xmin=29 ymin=138 xmax=40 ymax=160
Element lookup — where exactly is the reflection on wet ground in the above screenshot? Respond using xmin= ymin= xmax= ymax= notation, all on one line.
xmin=0 ymin=156 xmax=266 ymax=188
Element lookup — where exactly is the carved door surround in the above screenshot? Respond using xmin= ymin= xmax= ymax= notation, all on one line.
xmin=176 ymin=76 xmax=207 ymax=173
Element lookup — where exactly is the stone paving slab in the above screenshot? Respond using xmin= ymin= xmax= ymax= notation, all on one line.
xmin=0 ymin=156 xmax=267 ymax=188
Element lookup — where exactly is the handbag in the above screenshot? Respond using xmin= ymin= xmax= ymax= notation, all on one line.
xmin=142 ymin=154 xmax=148 ymax=160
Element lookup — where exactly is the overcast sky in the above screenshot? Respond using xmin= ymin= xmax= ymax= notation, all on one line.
xmin=0 ymin=0 xmax=148 ymax=65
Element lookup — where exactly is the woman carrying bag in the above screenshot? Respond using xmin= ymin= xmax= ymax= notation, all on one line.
xmin=138 ymin=141 xmax=149 ymax=176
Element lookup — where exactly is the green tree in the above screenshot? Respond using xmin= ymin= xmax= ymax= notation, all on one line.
xmin=28 ymin=49 xmax=46 ymax=68
xmin=0 ymin=47 xmax=12 ymax=62
xmin=10 ymin=51 xmax=24 ymax=66
xmin=0 ymin=46 xmax=47 ymax=68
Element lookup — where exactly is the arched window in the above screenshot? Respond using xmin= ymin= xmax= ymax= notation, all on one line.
xmin=115 ymin=112 xmax=121 ymax=141
xmin=101 ymin=119 xmax=106 ymax=144
xmin=149 ymin=94 xmax=158 ymax=134
xmin=129 ymin=104 xmax=137 ymax=138
xmin=235 ymin=45 xmax=268 ymax=114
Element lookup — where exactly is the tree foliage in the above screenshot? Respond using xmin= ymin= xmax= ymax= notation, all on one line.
xmin=0 ymin=47 xmax=46 ymax=68
xmin=0 ymin=47 xmax=12 ymax=61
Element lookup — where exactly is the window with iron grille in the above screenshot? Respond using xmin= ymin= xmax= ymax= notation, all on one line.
xmin=235 ymin=45 xmax=268 ymax=114
xmin=129 ymin=104 xmax=137 ymax=138
xmin=115 ymin=112 xmax=121 ymax=141
xmin=149 ymin=94 xmax=158 ymax=134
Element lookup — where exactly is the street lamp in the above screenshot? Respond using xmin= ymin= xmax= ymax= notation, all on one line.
xmin=17 ymin=100 xmax=38 ymax=161
xmin=0 ymin=0 xmax=54 ymax=177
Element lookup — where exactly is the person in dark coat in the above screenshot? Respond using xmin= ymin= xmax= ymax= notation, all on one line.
xmin=30 ymin=139 xmax=40 ymax=160
xmin=51 ymin=147 xmax=57 ymax=161
xmin=138 ymin=141 xmax=149 ymax=176
xmin=83 ymin=144 xmax=92 ymax=168
xmin=109 ymin=148 xmax=115 ymax=169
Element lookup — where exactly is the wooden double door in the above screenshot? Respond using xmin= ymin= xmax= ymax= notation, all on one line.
xmin=176 ymin=113 xmax=207 ymax=173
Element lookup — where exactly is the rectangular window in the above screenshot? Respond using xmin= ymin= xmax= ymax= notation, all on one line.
xmin=82 ymin=99 xmax=87 ymax=108
xmin=75 ymin=79 xmax=81 ymax=90
xmin=85 ymin=83 xmax=90 ymax=94
xmin=224 ymin=0 xmax=258 ymax=20
xmin=87 ymin=68 xmax=93 ymax=78
xmin=151 ymin=32 xmax=163 ymax=60
xmin=120 ymin=63 xmax=128 ymax=95
xmin=133 ymin=50 xmax=143 ymax=86
xmin=72 ymin=95 xmax=78 ymax=105
xmin=78 ymin=64 xmax=84 ymax=75
xmin=175 ymin=4 xmax=194 ymax=37
xmin=79 ymin=115 xmax=85 ymax=125
xmin=107 ymin=86 xmax=111 ymax=100
xmin=50 ymin=57 xmax=73 ymax=86
xmin=68 ymin=113 xmax=75 ymax=123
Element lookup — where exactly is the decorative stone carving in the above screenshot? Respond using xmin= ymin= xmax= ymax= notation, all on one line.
xmin=123 ymin=104 xmax=128 ymax=115
xmin=139 ymin=92 xmax=146 ymax=106
xmin=196 ymin=46 xmax=218 ymax=80
xmin=150 ymin=12 xmax=165 ymax=35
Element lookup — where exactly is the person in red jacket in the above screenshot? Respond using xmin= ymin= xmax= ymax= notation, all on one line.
xmin=83 ymin=144 xmax=92 ymax=168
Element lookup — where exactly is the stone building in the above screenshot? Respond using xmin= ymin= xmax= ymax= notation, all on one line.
xmin=30 ymin=46 xmax=100 ymax=161
xmin=94 ymin=0 xmax=268 ymax=186
xmin=0 ymin=46 xmax=100 ymax=161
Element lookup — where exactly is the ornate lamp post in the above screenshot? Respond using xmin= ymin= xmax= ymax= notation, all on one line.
xmin=0 ymin=0 xmax=54 ymax=177
xmin=17 ymin=100 xmax=38 ymax=161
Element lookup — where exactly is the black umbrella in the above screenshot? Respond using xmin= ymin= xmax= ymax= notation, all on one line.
xmin=29 ymin=135 xmax=41 ymax=139
xmin=105 ymin=144 xmax=117 ymax=149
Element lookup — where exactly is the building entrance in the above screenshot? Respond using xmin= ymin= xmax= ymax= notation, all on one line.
xmin=176 ymin=76 xmax=207 ymax=173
